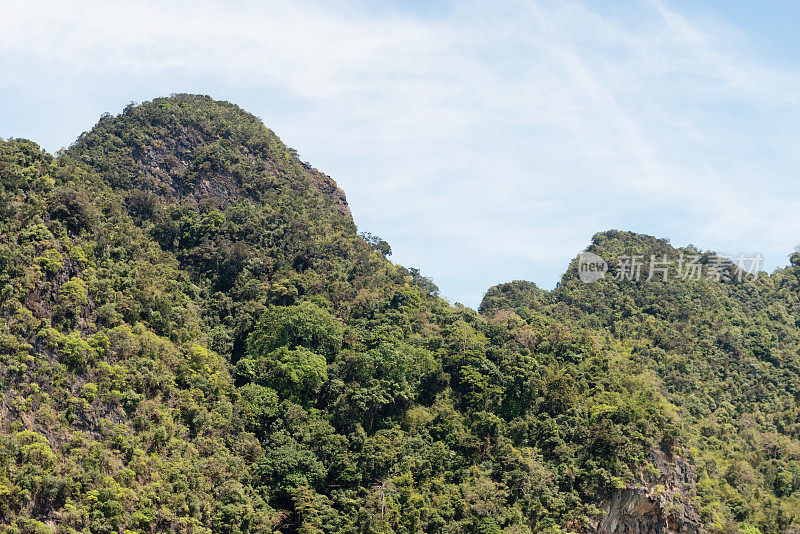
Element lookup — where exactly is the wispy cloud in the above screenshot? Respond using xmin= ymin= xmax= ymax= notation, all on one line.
xmin=1 ymin=0 xmax=799 ymax=306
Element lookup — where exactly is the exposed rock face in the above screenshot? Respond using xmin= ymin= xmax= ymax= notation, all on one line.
xmin=300 ymin=161 xmax=352 ymax=218
xmin=591 ymin=448 xmax=704 ymax=534
xmin=138 ymin=127 xmax=236 ymax=199
xmin=127 ymin=128 xmax=352 ymax=218
xmin=114 ymin=121 xmax=351 ymax=218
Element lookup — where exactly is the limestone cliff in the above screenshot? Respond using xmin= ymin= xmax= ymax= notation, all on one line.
xmin=592 ymin=448 xmax=704 ymax=534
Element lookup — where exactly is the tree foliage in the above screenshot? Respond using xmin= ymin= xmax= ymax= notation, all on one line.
xmin=0 ymin=98 xmax=797 ymax=533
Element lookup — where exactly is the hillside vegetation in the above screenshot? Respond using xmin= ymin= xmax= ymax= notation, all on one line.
xmin=0 ymin=95 xmax=798 ymax=534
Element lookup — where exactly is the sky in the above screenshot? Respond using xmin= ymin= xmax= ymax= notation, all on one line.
xmin=1 ymin=0 xmax=799 ymax=308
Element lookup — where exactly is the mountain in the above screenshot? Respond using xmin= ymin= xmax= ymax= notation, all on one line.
xmin=0 ymin=95 xmax=798 ymax=533
xmin=67 ymin=95 xmax=351 ymax=217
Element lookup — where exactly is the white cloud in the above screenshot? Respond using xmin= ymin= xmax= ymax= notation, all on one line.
xmin=1 ymin=0 xmax=799 ymax=306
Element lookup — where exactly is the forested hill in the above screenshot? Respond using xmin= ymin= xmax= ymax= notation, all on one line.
xmin=0 ymin=95 xmax=797 ymax=533
xmin=482 ymin=231 xmax=800 ymax=530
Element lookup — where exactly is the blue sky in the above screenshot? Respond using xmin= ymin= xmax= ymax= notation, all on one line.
xmin=2 ymin=0 xmax=799 ymax=308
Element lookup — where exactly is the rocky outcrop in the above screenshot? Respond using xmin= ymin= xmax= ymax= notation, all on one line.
xmin=300 ymin=161 xmax=351 ymax=218
xmin=591 ymin=448 xmax=704 ymax=534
